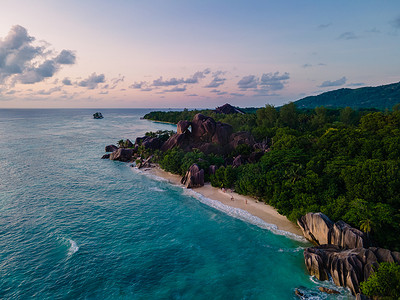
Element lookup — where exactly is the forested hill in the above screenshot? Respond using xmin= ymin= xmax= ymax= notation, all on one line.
xmin=294 ymin=81 xmax=400 ymax=109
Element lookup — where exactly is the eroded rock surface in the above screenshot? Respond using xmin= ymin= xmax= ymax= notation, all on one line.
xmin=181 ymin=164 xmax=204 ymax=188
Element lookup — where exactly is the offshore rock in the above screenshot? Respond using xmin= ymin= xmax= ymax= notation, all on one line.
xmin=105 ymin=144 xmax=118 ymax=152
xmin=181 ymin=164 xmax=204 ymax=188
xmin=101 ymin=153 xmax=110 ymax=159
xmin=109 ymin=148 xmax=133 ymax=162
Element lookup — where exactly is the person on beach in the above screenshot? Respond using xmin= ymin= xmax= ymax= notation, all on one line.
xmin=245 ymin=199 xmax=248 ymax=204
xmin=231 ymin=195 xmax=234 ymax=201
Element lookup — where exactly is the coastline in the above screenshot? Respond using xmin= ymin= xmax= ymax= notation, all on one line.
xmin=141 ymin=165 xmax=304 ymax=237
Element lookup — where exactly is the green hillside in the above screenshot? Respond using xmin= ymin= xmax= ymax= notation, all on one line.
xmin=294 ymin=81 xmax=400 ymax=109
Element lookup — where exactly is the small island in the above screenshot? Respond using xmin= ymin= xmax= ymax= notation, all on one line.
xmin=93 ymin=112 xmax=104 ymax=119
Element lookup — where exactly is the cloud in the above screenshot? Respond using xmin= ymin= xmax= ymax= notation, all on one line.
xmin=36 ymin=86 xmax=62 ymax=95
xmin=319 ymin=76 xmax=347 ymax=87
xmin=210 ymin=89 xmax=220 ymax=93
xmin=217 ymin=91 xmax=228 ymax=95
xmin=204 ymin=74 xmax=226 ymax=88
xmin=391 ymin=16 xmax=400 ymax=28
xmin=55 ymin=50 xmax=76 ymax=64
xmin=153 ymin=69 xmax=209 ymax=87
xmin=338 ymin=32 xmax=359 ymax=40
xmin=129 ymin=81 xmax=145 ymax=89
xmin=302 ymin=63 xmax=312 ymax=68
xmin=230 ymin=93 xmax=244 ymax=97
xmin=259 ymin=72 xmax=290 ymax=91
xmin=0 ymin=25 xmax=76 ymax=85
xmin=318 ymin=23 xmax=332 ymax=29
xmin=78 ymin=73 xmax=105 ymax=89
xmin=347 ymin=82 xmax=365 ymax=87
xmin=238 ymin=75 xmax=258 ymax=90
xmin=163 ymin=86 xmax=186 ymax=92
xmin=188 ymin=94 xmax=198 ymax=96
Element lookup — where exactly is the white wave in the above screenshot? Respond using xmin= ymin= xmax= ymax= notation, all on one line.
xmin=182 ymin=188 xmax=307 ymax=242
xmin=132 ymin=166 xmax=307 ymax=242
xmin=67 ymin=239 xmax=79 ymax=256
xmin=149 ymin=187 xmax=166 ymax=192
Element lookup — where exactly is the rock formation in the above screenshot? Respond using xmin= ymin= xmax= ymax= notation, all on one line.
xmin=181 ymin=164 xmax=204 ymax=188
xmin=109 ymin=148 xmax=133 ymax=162
xmin=298 ymin=212 xmax=368 ymax=248
xmin=161 ymin=113 xmax=244 ymax=155
xmin=299 ymin=212 xmax=400 ymax=295
xmin=105 ymin=144 xmax=118 ymax=152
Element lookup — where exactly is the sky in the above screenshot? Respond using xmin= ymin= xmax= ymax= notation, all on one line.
xmin=0 ymin=0 xmax=399 ymax=109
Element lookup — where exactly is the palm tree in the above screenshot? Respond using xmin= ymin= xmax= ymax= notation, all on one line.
xmin=360 ymin=218 xmax=373 ymax=241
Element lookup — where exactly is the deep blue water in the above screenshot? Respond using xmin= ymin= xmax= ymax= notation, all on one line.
xmin=0 ymin=109 xmax=352 ymax=299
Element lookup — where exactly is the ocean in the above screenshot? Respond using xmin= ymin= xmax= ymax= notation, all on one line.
xmin=0 ymin=109 xmax=352 ymax=299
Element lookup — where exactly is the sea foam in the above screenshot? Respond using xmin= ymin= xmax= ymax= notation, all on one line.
xmin=67 ymin=239 xmax=79 ymax=256
xmin=134 ymin=166 xmax=307 ymax=242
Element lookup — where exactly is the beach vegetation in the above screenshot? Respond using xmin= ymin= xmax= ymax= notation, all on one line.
xmin=144 ymin=103 xmax=400 ymax=250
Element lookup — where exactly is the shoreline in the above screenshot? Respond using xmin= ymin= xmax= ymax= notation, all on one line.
xmin=140 ymin=165 xmax=304 ymax=237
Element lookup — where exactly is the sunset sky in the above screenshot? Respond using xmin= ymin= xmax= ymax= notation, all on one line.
xmin=1 ymin=0 xmax=400 ymax=108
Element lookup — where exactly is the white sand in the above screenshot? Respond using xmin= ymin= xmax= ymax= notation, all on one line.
xmin=143 ymin=166 xmax=303 ymax=236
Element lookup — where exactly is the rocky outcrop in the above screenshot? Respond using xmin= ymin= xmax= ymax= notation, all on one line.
xmin=181 ymin=164 xmax=204 ymax=188
xmin=299 ymin=212 xmax=400 ymax=295
xmin=297 ymin=212 xmax=368 ymax=248
xmin=142 ymin=137 xmax=163 ymax=150
xmin=105 ymin=144 xmax=118 ymax=152
xmin=229 ymin=131 xmax=255 ymax=149
xmin=109 ymin=148 xmax=133 ymax=162
xmin=177 ymin=120 xmax=191 ymax=134
xmin=161 ymin=113 xmax=243 ymax=155
xmin=101 ymin=153 xmax=110 ymax=159
xmin=161 ymin=131 xmax=191 ymax=152
xmin=304 ymin=244 xmax=400 ymax=295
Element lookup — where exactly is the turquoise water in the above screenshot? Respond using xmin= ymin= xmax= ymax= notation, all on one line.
xmin=0 ymin=109 xmax=352 ymax=299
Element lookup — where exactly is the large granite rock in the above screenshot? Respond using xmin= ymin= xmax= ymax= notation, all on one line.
xmin=177 ymin=120 xmax=191 ymax=134
xmin=142 ymin=137 xmax=163 ymax=150
xmin=105 ymin=144 xmax=118 ymax=152
xmin=299 ymin=212 xmax=400 ymax=295
xmin=304 ymin=245 xmax=400 ymax=295
xmin=161 ymin=132 xmax=191 ymax=152
xmin=181 ymin=164 xmax=204 ymax=188
xmin=109 ymin=148 xmax=133 ymax=162
xmin=297 ymin=212 xmax=334 ymax=246
xmin=191 ymin=113 xmax=216 ymax=142
xmin=297 ymin=212 xmax=368 ymax=248
xmin=210 ymin=122 xmax=232 ymax=146
xmin=229 ymin=131 xmax=255 ymax=149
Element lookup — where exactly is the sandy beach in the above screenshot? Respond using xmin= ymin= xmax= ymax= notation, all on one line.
xmin=143 ymin=166 xmax=303 ymax=237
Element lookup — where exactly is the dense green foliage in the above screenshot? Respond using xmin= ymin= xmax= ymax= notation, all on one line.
xmin=144 ymin=108 xmax=258 ymax=132
xmin=143 ymin=103 xmax=400 ymax=250
xmin=360 ymin=262 xmax=400 ymax=299
xmin=295 ymin=81 xmax=400 ymax=109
